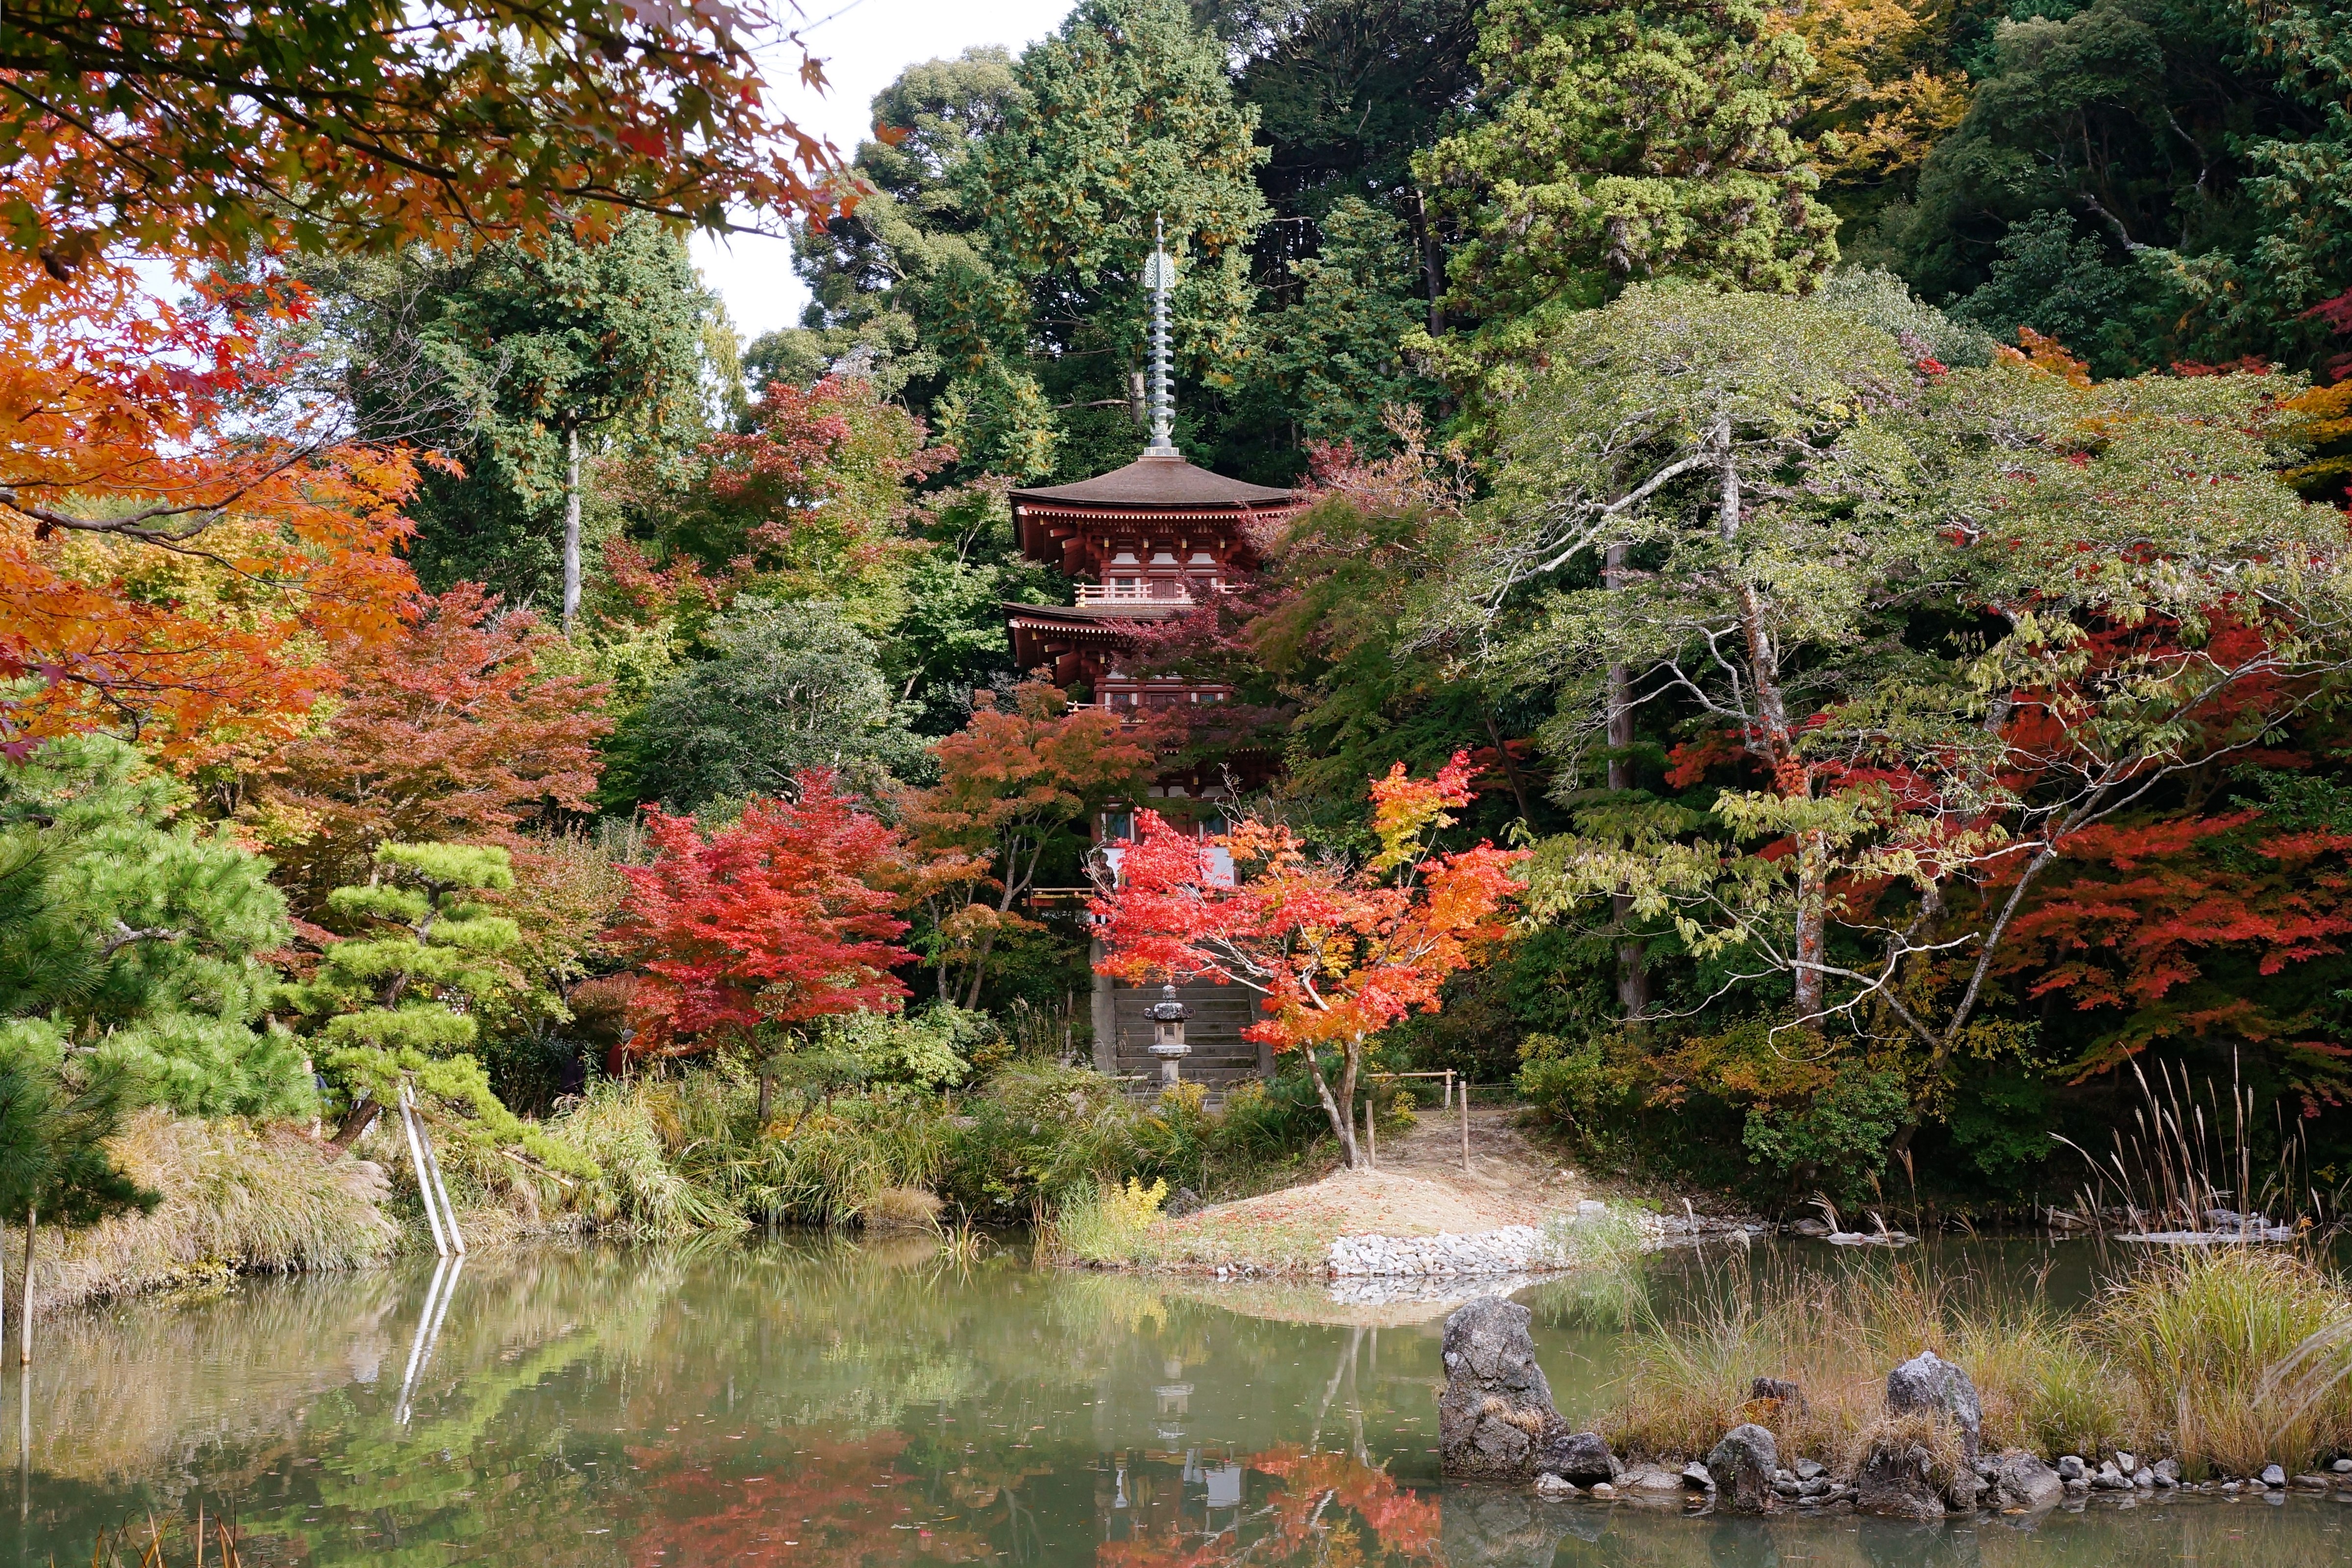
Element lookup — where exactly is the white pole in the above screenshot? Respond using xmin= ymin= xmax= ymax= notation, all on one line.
xmin=1460 ymin=1082 xmax=1471 ymax=1176
xmin=395 ymin=1252 xmax=451 ymax=1424
xmin=400 ymin=1087 xmax=449 ymax=1258
xmin=414 ymin=1095 xmax=465 ymax=1256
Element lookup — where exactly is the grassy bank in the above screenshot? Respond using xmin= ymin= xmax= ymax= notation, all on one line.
xmin=1597 ymin=1245 xmax=2352 ymax=1480
xmin=540 ymin=1062 xmax=1329 ymax=1236
xmin=24 ymin=1111 xmax=398 ymax=1312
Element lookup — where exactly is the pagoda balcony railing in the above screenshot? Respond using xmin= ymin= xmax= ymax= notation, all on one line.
xmin=1073 ymin=580 xmax=1236 ymax=606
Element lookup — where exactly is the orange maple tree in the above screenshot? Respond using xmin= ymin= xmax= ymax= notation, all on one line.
xmin=1093 ymin=752 xmax=1526 ymax=1166
xmin=894 ymin=684 xmax=1157 ymax=1006
xmin=250 ymin=583 xmax=612 ymax=908
xmin=0 ymin=1 xmax=856 ymax=270
xmin=0 ymin=235 xmax=419 ymax=765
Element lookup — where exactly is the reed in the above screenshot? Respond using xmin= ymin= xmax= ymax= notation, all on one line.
xmin=1598 ymin=1241 xmax=2352 ymax=1477
xmin=79 ymin=1510 xmax=243 ymax=1567
xmin=1597 ymin=1251 xmax=2148 ymax=1465
xmin=2092 ymin=1246 xmax=2352 ymax=1477
xmin=2055 ymin=1054 xmax=2328 ymax=1235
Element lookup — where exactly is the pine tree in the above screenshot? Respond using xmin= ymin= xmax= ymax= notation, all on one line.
xmin=282 ymin=842 xmax=586 ymax=1174
xmin=0 ymin=735 xmax=314 ymax=1119
xmin=1416 ymin=0 xmax=1837 ymax=365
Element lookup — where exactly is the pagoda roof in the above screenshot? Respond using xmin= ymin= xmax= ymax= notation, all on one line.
xmin=1009 ymin=453 xmax=1294 ymax=511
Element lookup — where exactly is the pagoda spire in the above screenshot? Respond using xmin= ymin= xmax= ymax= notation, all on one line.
xmin=1144 ymin=216 xmax=1177 ymax=457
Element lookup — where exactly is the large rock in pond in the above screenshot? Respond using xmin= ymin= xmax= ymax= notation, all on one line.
xmin=1856 ymin=1439 xmax=1949 ymax=1520
xmin=1706 ymin=1424 xmax=1780 ymax=1514
xmin=1987 ymin=1449 xmax=2063 ymax=1510
xmin=1440 ymin=1298 xmax=1613 ymax=1482
xmin=1541 ymin=1430 xmax=1621 ymax=1486
xmin=1885 ymin=1350 xmax=1984 ymax=1460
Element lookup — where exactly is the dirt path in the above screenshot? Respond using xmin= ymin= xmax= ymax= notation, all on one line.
xmin=1146 ymin=1102 xmax=1587 ymax=1271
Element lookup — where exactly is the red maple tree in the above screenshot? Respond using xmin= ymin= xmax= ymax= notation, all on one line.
xmin=1092 ymin=753 xmax=1525 ymax=1166
xmin=609 ymin=769 xmax=913 ymax=1077
xmin=892 ymin=683 xmax=1157 ymax=1006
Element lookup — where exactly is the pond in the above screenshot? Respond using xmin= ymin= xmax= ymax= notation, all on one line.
xmin=6 ymin=1237 xmax=2347 ymax=1567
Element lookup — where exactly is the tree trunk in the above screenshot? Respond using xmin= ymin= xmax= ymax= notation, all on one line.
xmin=1301 ymin=1045 xmax=1361 ymax=1169
xmin=1409 ymin=190 xmax=1446 ymax=336
xmin=562 ymin=425 xmax=583 ymax=633
xmin=1716 ymin=424 xmax=1823 ymax=1018
xmin=757 ymin=1061 xmax=773 ymax=1126
xmin=1604 ymin=541 xmax=1648 ymax=1019
xmin=331 ymin=1096 xmax=381 ymax=1151
xmin=1480 ymin=707 xmax=1534 ymax=822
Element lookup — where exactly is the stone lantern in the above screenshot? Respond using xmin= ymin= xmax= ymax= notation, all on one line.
xmin=1146 ymin=984 xmax=1190 ymax=1087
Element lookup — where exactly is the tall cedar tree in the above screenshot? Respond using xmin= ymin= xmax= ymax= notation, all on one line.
xmin=339 ymin=218 xmax=711 ymax=621
xmin=789 ymin=0 xmax=1272 ymax=483
xmin=610 ymin=771 xmax=913 ymax=1101
xmin=1094 ymin=754 xmax=1525 ymax=1167
xmin=1416 ymin=0 xmax=1837 ymax=368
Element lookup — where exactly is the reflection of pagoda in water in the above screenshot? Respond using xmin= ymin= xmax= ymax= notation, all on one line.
xmin=1004 ymin=227 xmax=1300 ymax=1091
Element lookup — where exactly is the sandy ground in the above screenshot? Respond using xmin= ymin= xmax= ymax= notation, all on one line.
xmin=1146 ymin=1103 xmax=1587 ymax=1270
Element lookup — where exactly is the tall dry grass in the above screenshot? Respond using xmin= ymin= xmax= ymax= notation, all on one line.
xmin=1599 ymin=1252 xmax=2141 ymax=1464
xmin=27 ymin=1110 xmax=397 ymax=1311
xmin=2094 ymin=1247 xmax=2352 ymax=1476
xmin=1600 ymin=1245 xmax=2352 ymax=1476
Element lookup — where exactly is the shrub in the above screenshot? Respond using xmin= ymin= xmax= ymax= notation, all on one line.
xmin=1054 ymin=1176 xmax=1169 ymax=1266
xmin=32 ymin=1111 xmax=396 ymax=1309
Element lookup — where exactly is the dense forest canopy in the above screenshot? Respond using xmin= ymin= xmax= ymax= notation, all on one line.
xmin=4 ymin=0 xmax=2352 ymax=1223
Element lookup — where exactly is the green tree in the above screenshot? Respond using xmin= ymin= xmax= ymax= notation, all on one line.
xmin=1447 ymin=289 xmax=2352 ymax=1178
xmin=0 ymin=1050 xmax=157 ymax=1352
xmin=969 ymin=0 xmax=1271 ymax=442
xmin=782 ymin=3 xmax=1273 ymax=480
xmin=1416 ymin=0 xmax=1838 ymax=367
xmin=1885 ymin=0 xmax=2315 ymax=368
xmin=1950 ymin=208 xmax=2137 ymax=370
xmin=601 ymin=599 xmax=923 ymax=814
xmin=770 ymin=48 xmax=1027 ymax=418
xmin=1251 ymin=197 xmax=1443 ymax=452
xmin=327 ymin=216 xmax=712 ymax=621
xmin=2244 ymin=0 xmax=2352 ymax=329
xmin=280 ymin=842 xmax=586 ymax=1174
xmin=0 ymin=736 xmax=314 ymax=1119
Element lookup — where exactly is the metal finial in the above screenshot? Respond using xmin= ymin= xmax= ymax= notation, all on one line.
xmin=1144 ymin=216 xmax=1177 ymax=456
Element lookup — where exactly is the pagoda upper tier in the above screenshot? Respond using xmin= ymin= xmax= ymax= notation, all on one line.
xmin=1004 ymin=452 xmax=1298 ymax=693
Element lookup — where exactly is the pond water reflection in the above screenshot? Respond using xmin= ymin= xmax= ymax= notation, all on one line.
xmin=3 ymin=1237 xmax=2345 ymax=1567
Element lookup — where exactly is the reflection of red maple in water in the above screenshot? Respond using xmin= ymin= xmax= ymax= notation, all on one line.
xmin=622 ymin=1429 xmax=991 ymax=1568
xmin=1101 ymin=1447 xmax=1443 ymax=1568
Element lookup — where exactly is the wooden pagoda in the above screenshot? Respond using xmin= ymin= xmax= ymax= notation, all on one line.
xmin=1003 ymin=224 xmax=1300 ymax=1087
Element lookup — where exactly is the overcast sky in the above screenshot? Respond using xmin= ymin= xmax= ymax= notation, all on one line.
xmin=691 ymin=0 xmax=1080 ymax=342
